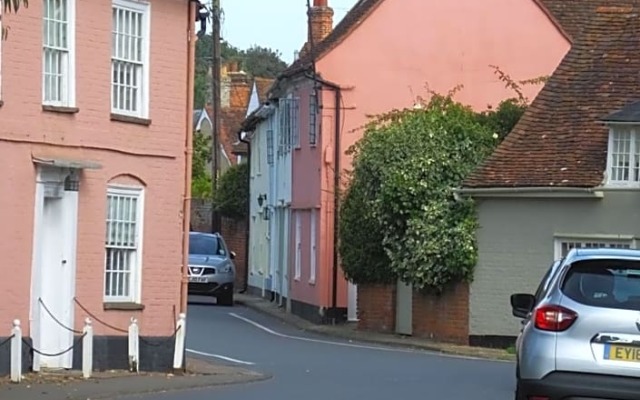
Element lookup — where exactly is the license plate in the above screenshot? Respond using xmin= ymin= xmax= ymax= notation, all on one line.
xmin=604 ymin=344 xmax=640 ymax=362
xmin=189 ymin=276 xmax=208 ymax=283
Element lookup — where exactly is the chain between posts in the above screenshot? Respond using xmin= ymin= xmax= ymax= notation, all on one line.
xmin=22 ymin=333 xmax=86 ymax=357
xmin=0 ymin=334 xmax=14 ymax=348
xmin=138 ymin=325 xmax=182 ymax=347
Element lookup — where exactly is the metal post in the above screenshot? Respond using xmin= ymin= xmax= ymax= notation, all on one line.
xmin=128 ymin=317 xmax=139 ymax=373
xmin=10 ymin=319 xmax=21 ymax=383
xmin=82 ymin=318 xmax=93 ymax=379
xmin=210 ymin=0 xmax=222 ymax=234
xmin=173 ymin=313 xmax=187 ymax=370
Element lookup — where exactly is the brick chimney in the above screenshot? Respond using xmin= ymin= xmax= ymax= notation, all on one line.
xmin=308 ymin=0 xmax=334 ymax=47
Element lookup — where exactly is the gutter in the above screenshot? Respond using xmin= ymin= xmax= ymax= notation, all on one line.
xmin=180 ymin=0 xmax=197 ymax=316
xmin=238 ymin=129 xmax=251 ymax=294
xmin=303 ymin=71 xmax=343 ymax=324
xmin=453 ymin=186 xmax=604 ymax=200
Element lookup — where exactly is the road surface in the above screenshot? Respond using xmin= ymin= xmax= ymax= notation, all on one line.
xmin=120 ymin=298 xmax=516 ymax=399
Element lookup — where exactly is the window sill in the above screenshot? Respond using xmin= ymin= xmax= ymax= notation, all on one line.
xmin=103 ymin=302 xmax=145 ymax=311
xmin=43 ymin=105 xmax=80 ymax=114
xmin=111 ymin=113 xmax=152 ymax=126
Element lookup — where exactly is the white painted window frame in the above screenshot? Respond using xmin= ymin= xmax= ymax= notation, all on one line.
xmin=42 ymin=0 xmax=76 ymax=107
xmin=309 ymin=208 xmax=317 ymax=284
xmin=111 ymin=0 xmax=150 ymax=119
xmin=294 ymin=211 xmax=301 ymax=280
xmin=104 ymin=184 xmax=145 ymax=303
xmin=309 ymin=91 xmax=318 ymax=147
xmin=605 ymin=125 xmax=640 ymax=188
xmin=553 ymin=234 xmax=636 ymax=259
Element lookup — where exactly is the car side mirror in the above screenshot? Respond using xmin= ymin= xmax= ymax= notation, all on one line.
xmin=510 ymin=293 xmax=536 ymax=319
xmin=229 ymin=251 xmax=236 ymax=260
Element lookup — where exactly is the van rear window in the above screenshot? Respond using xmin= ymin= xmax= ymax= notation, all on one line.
xmin=561 ymin=259 xmax=640 ymax=311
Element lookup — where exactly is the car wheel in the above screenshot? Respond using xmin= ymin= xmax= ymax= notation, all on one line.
xmin=217 ymin=291 xmax=234 ymax=307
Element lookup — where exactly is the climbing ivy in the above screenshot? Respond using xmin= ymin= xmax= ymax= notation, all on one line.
xmin=212 ymin=162 xmax=249 ymax=221
xmin=339 ymin=92 xmax=501 ymax=293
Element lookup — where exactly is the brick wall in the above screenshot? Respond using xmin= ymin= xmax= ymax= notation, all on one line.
xmin=190 ymin=199 xmax=247 ymax=290
xmin=356 ymin=284 xmax=396 ymax=333
xmin=412 ymin=282 xmax=470 ymax=345
xmin=220 ymin=217 xmax=247 ymax=289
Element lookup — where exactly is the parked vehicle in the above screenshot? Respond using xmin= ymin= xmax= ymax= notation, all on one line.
xmin=511 ymin=247 xmax=640 ymax=400
xmin=188 ymin=231 xmax=236 ymax=306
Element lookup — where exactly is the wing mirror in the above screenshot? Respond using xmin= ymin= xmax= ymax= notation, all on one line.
xmin=510 ymin=293 xmax=536 ymax=319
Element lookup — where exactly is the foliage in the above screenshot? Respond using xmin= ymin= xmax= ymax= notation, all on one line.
xmin=212 ymin=162 xmax=249 ymax=221
xmin=475 ymin=98 xmax=527 ymax=142
xmin=192 ymin=132 xmax=212 ymax=199
xmin=194 ymin=36 xmax=287 ymax=108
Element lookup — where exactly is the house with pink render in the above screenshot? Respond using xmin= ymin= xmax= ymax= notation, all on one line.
xmin=0 ymin=0 xmax=198 ymax=375
xmin=243 ymin=0 xmax=572 ymax=329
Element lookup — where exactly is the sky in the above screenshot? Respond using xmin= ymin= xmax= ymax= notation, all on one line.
xmin=219 ymin=0 xmax=359 ymax=64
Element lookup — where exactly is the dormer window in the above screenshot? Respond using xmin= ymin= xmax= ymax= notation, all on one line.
xmin=603 ymin=100 xmax=640 ymax=187
xmin=606 ymin=126 xmax=640 ymax=184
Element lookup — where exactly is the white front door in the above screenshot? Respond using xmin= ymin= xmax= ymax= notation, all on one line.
xmin=31 ymin=168 xmax=79 ymax=370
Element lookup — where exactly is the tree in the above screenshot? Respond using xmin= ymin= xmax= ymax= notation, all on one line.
xmin=212 ymin=162 xmax=249 ymax=221
xmin=340 ymin=92 xmax=500 ymax=293
xmin=191 ymin=132 xmax=212 ymax=199
xmin=240 ymin=45 xmax=288 ymax=79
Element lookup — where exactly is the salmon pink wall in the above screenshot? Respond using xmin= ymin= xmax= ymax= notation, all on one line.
xmin=0 ymin=0 xmax=189 ymax=336
xmin=291 ymin=0 xmax=571 ymax=311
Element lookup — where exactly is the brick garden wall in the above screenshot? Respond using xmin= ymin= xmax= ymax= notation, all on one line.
xmin=356 ymin=282 xmax=470 ymax=344
xmin=357 ymin=284 xmax=397 ymax=333
xmin=190 ymin=199 xmax=247 ymax=290
xmin=412 ymin=282 xmax=470 ymax=345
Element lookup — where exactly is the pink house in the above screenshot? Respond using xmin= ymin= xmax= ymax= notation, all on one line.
xmin=260 ymin=0 xmax=573 ymax=325
xmin=0 ymin=0 xmax=197 ymax=374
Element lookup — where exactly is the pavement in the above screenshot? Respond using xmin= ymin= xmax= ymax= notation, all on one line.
xmin=0 ymin=356 xmax=268 ymax=400
xmin=234 ymin=292 xmax=516 ymax=362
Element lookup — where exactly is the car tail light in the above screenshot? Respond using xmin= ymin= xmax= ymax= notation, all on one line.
xmin=534 ymin=305 xmax=577 ymax=332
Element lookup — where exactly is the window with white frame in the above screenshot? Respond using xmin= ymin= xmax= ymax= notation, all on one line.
xmin=607 ymin=127 xmax=640 ymax=185
xmin=111 ymin=0 xmax=150 ymax=118
xmin=294 ymin=212 xmax=301 ymax=280
xmin=104 ymin=185 xmax=144 ymax=302
xmin=555 ymin=237 xmax=634 ymax=259
xmin=309 ymin=209 xmax=317 ymax=284
xmin=278 ymin=97 xmax=300 ymax=152
xmin=266 ymin=129 xmax=274 ymax=165
xmin=309 ymin=91 xmax=318 ymax=146
xmin=43 ymin=0 xmax=75 ymax=106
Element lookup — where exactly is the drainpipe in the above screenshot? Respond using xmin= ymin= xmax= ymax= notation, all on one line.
xmin=180 ymin=0 xmax=197 ymax=316
xmin=238 ymin=130 xmax=251 ymax=293
xmin=303 ymin=71 xmax=342 ymax=323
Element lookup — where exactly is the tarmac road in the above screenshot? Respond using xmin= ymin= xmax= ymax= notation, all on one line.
xmin=118 ymin=297 xmax=516 ymax=400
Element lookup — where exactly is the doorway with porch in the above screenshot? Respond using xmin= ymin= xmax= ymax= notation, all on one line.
xmin=30 ymin=166 xmax=81 ymax=370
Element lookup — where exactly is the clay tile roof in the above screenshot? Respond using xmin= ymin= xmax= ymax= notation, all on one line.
xmin=220 ymin=108 xmax=248 ymax=163
xmin=254 ymin=78 xmax=275 ymax=103
xmin=463 ymin=1 xmax=640 ymax=189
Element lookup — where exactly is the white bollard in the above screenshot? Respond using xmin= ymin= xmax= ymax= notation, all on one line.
xmin=10 ymin=319 xmax=21 ymax=383
xmin=128 ymin=317 xmax=139 ymax=373
xmin=172 ymin=313 xmax=187 ymax=370
xmin=82 ymin=318 xmax=93 ymax=379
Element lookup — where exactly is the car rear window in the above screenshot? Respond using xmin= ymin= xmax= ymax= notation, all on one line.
xmin=561 ymin=259 xmax=640 ymax=311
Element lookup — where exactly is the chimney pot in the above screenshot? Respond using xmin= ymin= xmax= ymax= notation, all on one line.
xmin=314 ymin=0 xmax=328 ymax=6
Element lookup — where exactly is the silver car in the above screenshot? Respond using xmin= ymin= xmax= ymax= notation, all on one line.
xmin=511 ymin=248 xmax=640 ymax=400
xmin=188 ymin=231 xmax=236 ymax=306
